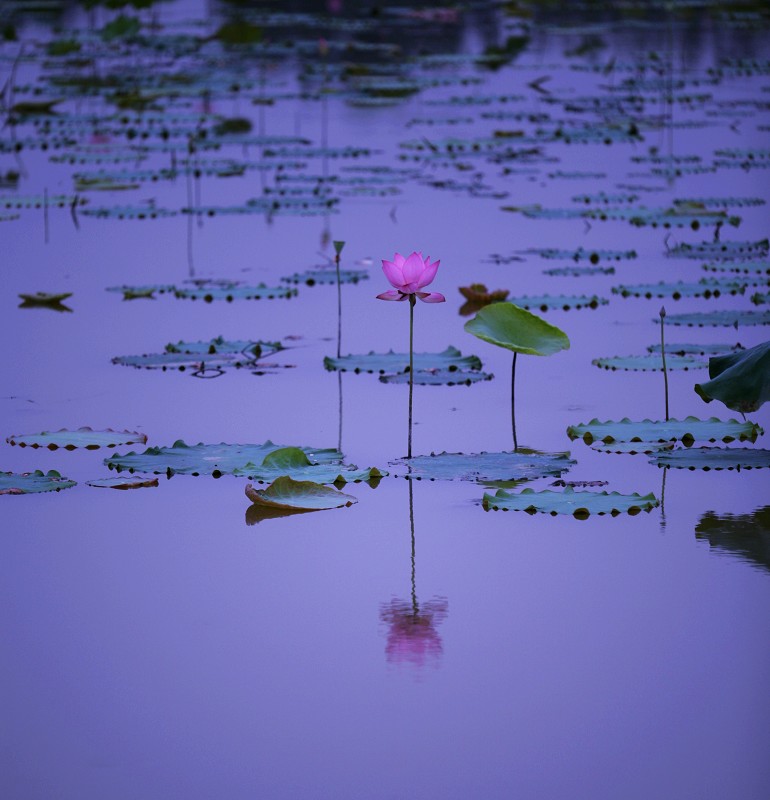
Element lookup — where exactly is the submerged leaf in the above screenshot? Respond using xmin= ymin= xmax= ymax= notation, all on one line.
xmin=245 ymin=477 xmax=356 ymax=511
xmin=482 ymin=486 xmax=659 ymax=517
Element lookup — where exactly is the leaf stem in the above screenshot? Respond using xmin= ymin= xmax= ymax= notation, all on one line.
xmin=511 ymin=351 xmax=518 ymax=452
xmin=408 ymin=294 xmax=415 ymax=459
xmin=660 ymin=306 xmax=669 ymax=421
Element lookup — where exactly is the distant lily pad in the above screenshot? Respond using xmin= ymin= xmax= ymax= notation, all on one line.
xmin=245 ymin=476 xmax=357 ymax=512
xmin=592 ymin=354 xmax=705 ymax=371
xmin=7 ymin=427 xmax=147 ymax=450
xmin=174 ymin=283 xmax=297 ymax=302
xmin=281 ymin=268 xmax=369 ymax=286
xmin=86 ymin=476 xmax=159 ymax=489
xmin=612 ymin=279 xmax=745 ymax=300
xmin=567 ymin=416 xmax=762 ymax=446
xmin=695 ymin=340 xmax=770 ymax=413
xmin=106 ymin=284 xmax=175 ymax=300
xmin=324 ymin=346 xmax=482 ymax=374
xmin=105 ymin=440 xmax=342 ymax=477
xmin=652 ymin=447 xmax=770 ymax=470
xmin=482 ymin=486 xmax=659 ymax=517
xmin=18 ymin=292 xmax=72 ymax=306
xmin=520 ymin=247 xmax=637 ymax=263
xmin=666 ymin=239 xmax=768 ymax=261
xmin=0 ymin=470 xmax=76 ymax=495
xmin=390 ymin=449 xmax=575 ymax=482
xmin=500 ymin=294 xmax=608 ymax=312
xmin=661 ymin=309 xmax=770 ymax=327
xmin=379 ymin=369 xmax=494 ymax=386
xmin=702 ymin=260 xmax=769 ymax=278
xmin=543 ymin=265 xmax=615 ymax=277
xmin=232 ymin=447 xmax=384 ymax=485
xmin=589 ymin=441 xmax=677 ymax=455
xmin=647 ymin=342 xmax=744 ymax=357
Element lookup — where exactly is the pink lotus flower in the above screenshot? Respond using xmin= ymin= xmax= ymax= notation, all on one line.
xmin=376 ymin=251 xmax=445 ymax=303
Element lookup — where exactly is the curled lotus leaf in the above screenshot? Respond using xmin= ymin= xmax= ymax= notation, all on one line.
xmin=232 ymin=447 xmax=384 ymax=485
xmin=0 ymin=470 xmax=76 ymax=495
xmin=666 ymin=239 xmax=768 ymax=261
xmin=482 ymin=486 xmax=659 ymax=517
xmin=390 ymin=449 xmax=575 ymax=482
xmin=281 ymin=268 xmax=369 ymax=286
xmin=86 ymin=476 xmax=159 ymax=489
xmin=379 ymin=369 xmax=494 ymax=386
xmin=695 ymin=340 xmax=770 ymax=413
xmin=695 ymin=506 xmax=770 ymax=574
xmin=105 ymin=440 xmax=342 ymax=477
xmin=661 ymin=309 xmax=770 ymax=328
xmin=567 ymin=416 xmax=762 ymax=446
xmin=245 ymin=476 xmax=357 ymax=512
xmin=612 ymin=279 xmax=745 ymax=300
xmin=647 ymin=342 xmax=744 ymax=357
xmin=464 ymin=303 xmax=570 ymax=356
xmin=651 ymin=447 xmax=770 ymax=471
xmin=174 ymin=284 xmax=297 ymax=302
xmin=324 ymin=346 xmax=482 ymax=374
xmin=592 ymin=354 xmax=705 ymax=371
xmin=7 ymin=427 xmax=148 ymax=450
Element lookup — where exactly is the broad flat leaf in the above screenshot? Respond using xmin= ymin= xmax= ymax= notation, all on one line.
xmin=18 ymin=292 xmax=72 ymax=306
xmin=520 ymin=247 xmax=637 ymax=263
xmin=666 ymin=239 xmax=768 ymax=261
xmin=702 ymin=260 xmax=769 ymax=277
xmin=592 ymin=354 xmax=705 ymax=371
xmin=82 ymin=205 xmax=176 ymax=219
xmin=379 ymin=369 xmax=493 ymax=386
xmin=464 ymin=302 xmax=570 ymax=356
xmin=7 ymin=427 xmax=147 ymax=450
xmin=695 ymin=340 xmax=770 ymax=412
xmin=696 ymin=506 xmax=770 ymax=574
xmin=647 ymin=343 xmax=744 ymax=356
xmin=165 ymin=337 xmax=283 ymax=358
xmin=543 ymin=265 xmax=615 ymax=276
xmin=0 ymin=470 xmax=76 ymax=495
xmin=232 ymin=447 xmax=384 ymax=485
xmin=567 ymin=416 xmax=762 ymax=445
xmin=105 ymin=440 xmax=342 ymax=477
xmin=504 ymin=295 xmax=608 ymax=312
xmin=590 ymin=441 xmax=677 ymax=455
xmin=281 ymin=268 xmax=369 ymax=286
xmin=86 ymin=476 xmax=159 ymax=489
xmin=652 ymin=447 xmax=770 ymax=470
xmin=106 ymin=284 xmax=175 ymax=299
xmin=174 ymin=284 xmax=297 ymax=301
xmin=482 ymin=486 xmax=659 ymax=517
xmin=112 ymin=351 xmax=262 ymax=372
xmin=390 ymin=450 xmax=575 ymax=482
xmin=662 ymin=310 xmax=770 ymax=327
xmin=245 ymin=477 xmax=356 ymax=511
xmin=612 ymin=279 xmax=745 ymax=300
xmin=324 ymin=346 xmax=482 ymax=374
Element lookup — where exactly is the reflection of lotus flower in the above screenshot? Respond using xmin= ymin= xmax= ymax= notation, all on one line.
xmin=377 ymin=252 xmax=445 ymax=303
xmin=380 ymin=597 xmax=448 ymax=667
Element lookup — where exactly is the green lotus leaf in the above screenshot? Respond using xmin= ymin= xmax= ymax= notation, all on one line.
xmin=245 ymin=476 xmax=356 ymax=512
xmin=589 ymin=441 xmax=677 ymax=455
xmin=519 ymin=247 xmax=637 ymax=263
xmin=232 ymin=447 xmax=384 ymax=485
xmin=7 ymin=427 xmax=147 ymax=450
xmin=695 ymin=506 xmax=770 ymax=574
xmin=379 ymin=369 xmax=494 ymax=386
xmin=174 ymin=284 xmax=297 ymax=302
xmin=567 ymin=416 xmax=762 ymax=445
xmin=612 ymin=279 xmax=745 ymax=300
xmin=585 ymin=206 xmax=739 ymax=229
xmin=543 ymin=265 xmax=615 ymax=277
xmin=390 ymin=449 xmax=575 ymax=482
xmin=106 ymin=285 xmax=175 ymax=300
xmin=281 ymin=268 xmax=368 ymax=286
xmin=651 ymin=447 xmax=770 ymax=470
xmin=324 ymin=346 xmax=481 ymax=374
xmin=105 ymin=440 xmax=342 ymax=477
xmin=482 ymin=486 xmax=659 ymax=517
xmin=702 ymin=260 xmax=769 ymax=277
xmin=661 ymin=310 xmax=770 ymax=327
xmin=0 ymin=470 xmax=76 ymax=495
xmin=666 ymin=238 xmax=768 ymax=261
xmin=86 ymin=476 xmax=159 ymax=490
xmin=592 ymin=354 xmax=705 ymax=371
xmin=694 ymin=340 xmax=770 ymax=413
xmin=18 ymin=292 xmax=72 ymax=306
xmin=82 ymin=205 xmax=176 ymax=220
xmin=647 ymin=343 xmax=744 ymax=356
xmin=165 ymin=337 xmax=282 ymax=358
xmin=464 ymin=303 xmax=570 ymax=356
xmin=112 ymin=351 xmax=261 ymax=372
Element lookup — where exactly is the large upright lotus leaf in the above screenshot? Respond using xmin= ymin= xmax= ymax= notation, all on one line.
xmin=232 ymin=447 xmax=384 ymax=485
xmin=567 ymin=416 xmax=762 ymax=445
xmin=390 ymin=450 xmax=575 ymax=482
xmin=324 ymin=346 xmax=482 ymax=374
xmin=695 ymin=506 xmax=770 ymax=574
xmin=482 ymin=486 xmax=659 ymax=517
xmin=6 ymin=427 xmax=147 ymax=450
xmin=662 ymin=310 xmax=770 ymax=328
xmin=592 ymin=354 xmax=705 ymax=371
xmin=105 ymin=440 xmax=342 ymax=477
xmin=464 ymin=303 xmax=570 ymax=356
xmin=0 ymin=470 xmax=76 ymax=495
xmin=694 ymin=340 xmax=770 ymax=413
xmin=245 ymin=477 xmax=356 ymax=511
xmin=651 ymin=447 xmax=770 ymax=471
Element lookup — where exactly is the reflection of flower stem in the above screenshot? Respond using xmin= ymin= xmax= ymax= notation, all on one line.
xmin=409 ymin=479 xmax=417 ymax=615
xmin=511 ymin=351 xmax=518 ymax=452
xmin=408 ymin=294 xmax=415 ymax=459
xmin=660 ymin=465 xmax=668 ymax=533
xmin=660 ymin=306 xmax=669 ymax=421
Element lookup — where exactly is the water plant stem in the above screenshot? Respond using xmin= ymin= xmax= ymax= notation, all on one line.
xmin=511 ymin=351 xmax=518 ymax=452
xmin=408 ymin=294 xmax=415 ymax=459
xmin=660 ymin=306 xmax=669 ymax=421
xmin=409 ymin=479 xmax=417 ymax=616
xmin=335 ymin=251 xmax=342 ymax=358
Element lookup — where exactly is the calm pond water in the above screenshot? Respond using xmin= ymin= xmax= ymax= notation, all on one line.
xmin=2 ymin=2 xmax=769 ymax=798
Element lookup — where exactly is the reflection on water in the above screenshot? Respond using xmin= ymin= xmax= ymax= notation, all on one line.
xmin=696 ymin=506 xmax=770 ymax=574
xmin=381 ymin=481 xmax=448 ymax=668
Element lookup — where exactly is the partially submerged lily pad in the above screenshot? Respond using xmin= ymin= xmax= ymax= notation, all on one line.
xmin=482 ymin=486 xmax=659 ymax=517
xmin=661 ymin=310 xmax=770 ymax=327
xmin=695 ymin=340 xmax=770 ymax=413
xmin=390 ymin=449 xmax=575 ymax=482
xmin=592 ymin=354 xmax=705 ymax=371
xmin=647 ymin=342 xmax=744 ymax=357
xmin=0 ymin=470 xmax=76 ymax=495
xmin=379 ymin=369 xmax=493 ymax=386
xmin=232 ymin=447 xmax=384 ymax=485
xmin=245 ymin=476 xmax=356 ymax=511
xmin=174 ymin=283 xmax=297 ymax=302
xmin=504 ymin=294 xmax=608 ymax=312
xmin=282 ymin=268 xmax=369 ymax=286
xmin=567 ymin=416 xmax=762 ymax=446
xmin=86 ymin=476 xmax=159 ymax=490
xmin=6 ymin=427 xmax=147 ymax=450
xmin=652 ymin=447 xmax=770 ymax=470
xmin=324 ymin=346 xmax=482 ymax=374
xmin=612 ymin=279 xmax=745 ymax=300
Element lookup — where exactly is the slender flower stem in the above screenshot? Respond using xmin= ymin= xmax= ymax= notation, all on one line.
xmin=408 ymin=294 xmax=415 ymax=459
xmin=660 ymin=306 xmax=669 ymax=421
xmin=409 ymin=479 xmax=417 ymax=616
xmin=335 ymin=251 xmax=342 ymax=359
xmin=511 ymin=351 xmax=518 ymax=452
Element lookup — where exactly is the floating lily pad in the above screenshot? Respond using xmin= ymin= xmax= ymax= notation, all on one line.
xmin=232 ymin=447 xmax=384 ymax=485
xmin=482 ymin=486 xmax=659 ymax=517
xmin=105 ymin=440 xmax=342 ymax=477
xmin=112 ymin=351 xmax=261 ymax=373
xmin=324 ymin=346 xmax=482 ymax=374
xmin=166 ymin=337 xmax=282 ymax=358
xmin=106 ymin=284 xmax=175 ymax=300
xmin=612 ymin=279 xmax=745 ymax=300
xmin=586 ymin=206 xmax=739 ymax=229
xmin=0 ymin=470 xmax=76 ymax=495
xmin=567 ymin=416 xmax=762 ymax=446
xmin=661 ymin=310 xmax=770 ymax=327
xmin=652 ymin=447 xmax=770 ymax=470
xmin=390 ymin=450 xmax=575 ymax=482
xmin=281 ymin=268 xmax=368 ymax=286
xmin=647 ymin=342 xmax=745 ymax=356
xmin=18 ymin=292 xmax=72 ymax=307
xmin=751 ymin=292 xmax=770 ymax=305
xmin=592 ymin=354 xmax=705 ymax=371
xmin=174 ymin=284 xmax=297 ymax=302
xmin=695 ymin=340 xmax=770 ymax=413
xmin=82 ymin=204 xmax=176 ymax=220
xmin=505 ymin=294 xmax=608 ymax=312
xmin=666 ymin=239 xmax=768 ymax=261
xmin=702 ymin=260 xmax=770 ymax=277
xmin=589 ymin=441 xmax=677 ymax=455
xmin=245 ymin=476 xmax=357 ymax=512
xmin=543 ymin=265 xmax=615 ymax=277
xmin=379 ymin=369 xmax=494 ymax=386
xmin=6 ymin=427 xmax=147 ymax=450
xmin=86 ymin=476 xmax=159 ymax=489
xmin=520 ymin=247 xmax=637 ymax=263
